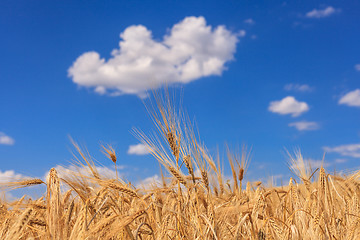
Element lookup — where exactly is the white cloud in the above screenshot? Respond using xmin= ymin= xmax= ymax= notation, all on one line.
xmin=284 ymin=83 xmax=313 ymax=92
xmin=355 ymin=64 xmax=360 ymax=71
xmin=0 ymin=132 xmax=15 ymax=145
xmin=136 ymin=174 xmax=161 ymax=188
xmin=288 ymin=121 xmax=319 ymax=131
xmin=244 ymin=18 xmax=255 ymax=25
xmin=339 ymin=89 xmax=360 ymax=107
xmin=307 ymin=159 xmax=331 ymax=168
xmin=268 ymin=96 xmax=309 ymax=117
xmin=0 ymin=191 xmax=16 ymax=202
xmin=45 ymin=165 xmax=122 ymax=182
xmin=271 ymin=174 xmax=284 ymax=182
xmin=324 ymin=143 xmax=360 ymax=158
xmin=238 ymin=30 xmax=246 ymax=37
xmin=68 ymin=16 xmax=239 ymax=97
xmin=0 ymin=170 xmax=26 ymax=182
xmin=127 ymin=143 xmax=151 ymax=155
xmin=306 ymin=6 xmax=338 ymax=18
xmin=335 ymin=158 xmax=347 ymax=164
xmin=290 ymin=159 xmax=330 ymax=171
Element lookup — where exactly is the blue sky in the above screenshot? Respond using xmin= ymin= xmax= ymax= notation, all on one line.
xmin=1 ymin=0 xmax=360 ymax=188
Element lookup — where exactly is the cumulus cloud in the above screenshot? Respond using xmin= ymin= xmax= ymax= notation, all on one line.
xmin=238 ymin=30 xmax=246 ymax=37
xmin=335 ymin=158 xmax=347 ymax=164
xmin=0 ymin=132 xmax=15 ymax=145
xmin=284 ymin=83 xmax=313 ymax=92
xmin=68 ymin=16 xmax=239 ymax=97
xmin=0 ymin=170 xmax=41 ymax=200
xmin=288 ymin=121 xmax=319 ymax=131
xmin=307 ymin=159 xmax=331 ymax=168
xmin=0 ymin=191 xmax=16 ymax=202
xmin=324 ymin=143 xmax=360 ymax=158
xmin=339 ymin=89 xmax=360 ymax=107
xmin=355 ymin=64 xmax=360 ymax=71
xmin=136 ymin=174 xmax=161 ymax=188
xmin=268 ymin=96 xmax=309 ymax=117
xmin=45 ymin=165 xmax=123 ymax=182
xmin=290 ymin=159 xmax=330 ymax=171
xmin=127 ymin=143 xmax=151 ymax=155
xmin=0 ymin=170 xmax=26 ymax=182
xmin=244 ymin=18 xmax=255 ymax=25
xmin=306 ymin=6 xmax=339 ymax=18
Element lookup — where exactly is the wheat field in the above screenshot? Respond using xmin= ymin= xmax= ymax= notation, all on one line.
xmin=0 ymin=92 xmax=359 ymax=240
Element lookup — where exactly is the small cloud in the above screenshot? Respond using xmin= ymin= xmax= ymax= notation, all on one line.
xmin=0 ymin=132 xmax=15 ymax=145
xmin=127 ymin=143 xmax=151 ymax=155
xmin=305 ymin=6 xmax=339 ymax=19
xmin=324 ymin=143 xmax=360 ymax=158
xmin=238 ymin=30 xmax=246 ymax=37
xmin=41 ymin=165 xmax=124 ymax=195
xmin=251 ymin=35 xmax=257 ymax=40
xmin=288 ymin=121 xmax=319 ymax=131
xmin=339 ymin=89 xmax=360 ymax=107
xmin=284 ymin=83 xmax=313 ymax=92
xmin=45 ymin=165 xmax=123 ymax=181
xmin=244 ymin=18 xmax=255 ymax=25
xmin=271 ymin=174 xmax=284 ymax=182
xmin=68 ymin=16 xmax=239 ymax=97
xmin=0 ymin=191 xmax=16 ymax=202
xmin=0 ymin=170 xmax=26 ymax=182
xmin=94 ymin=86 xmax=107 ymax=95
xmin=355 ymin=64 xmax=360 ymax=71
xmin=267 ymin=174 xmax=285 ymax=187
xmin=257 ymin=163 xmax=267 ymax=169
xmin=137 ymin=174 xmax=161 ymax=188
xmin=268 ymin=96 xmax=309 ymax=117
xmin=290 ymin=158 xmax=330 ymax=170
xmin=335 ymin=158 xmax=347 ymax=164
xmin=307 ymin=159 xmax=331 ymax=168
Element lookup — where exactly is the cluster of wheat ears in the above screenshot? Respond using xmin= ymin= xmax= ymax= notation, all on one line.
xmin=1 ymin=91 xmax=359 ymax=240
